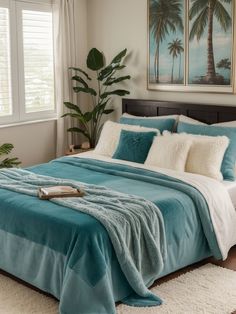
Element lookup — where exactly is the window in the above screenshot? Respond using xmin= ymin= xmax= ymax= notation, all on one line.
xmin=0 ymin=5 xmax=11 ymax=117
xmin=0 ymin=0 xmax=55 ymax=125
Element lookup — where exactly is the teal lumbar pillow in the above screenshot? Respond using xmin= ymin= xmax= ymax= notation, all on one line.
xmin=119 ymin=116 xmax=176 ymax=133
xmin=177 ymin=121 xmax=236 ymax=181
xmin=112 ymin=129 xmax=156 ymax=163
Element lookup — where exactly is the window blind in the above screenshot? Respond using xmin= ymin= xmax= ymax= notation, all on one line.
xmin=0 ymin=7 xmax=12 ymax=117
xmin=22 ymin=9 xmax=54 ymax=113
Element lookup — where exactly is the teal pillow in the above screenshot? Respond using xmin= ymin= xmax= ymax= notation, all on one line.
xmin=177 ymin=122 xmax=236 ymax=181
xmin=119 ymin=117 xmax=175 ymax=133
xmin=112 ymin=130 xmax=156 ymax=163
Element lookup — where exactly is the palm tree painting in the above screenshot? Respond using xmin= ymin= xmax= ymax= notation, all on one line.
xmin=189 ymin=0 xmax=232 ymax=85
xmin=168 ymin=39 xmax=184 ymax=83
xmin=149 ymin=0 xmax=184 ymax=84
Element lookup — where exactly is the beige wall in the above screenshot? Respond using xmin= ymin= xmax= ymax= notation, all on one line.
xmin=0 ymin=0 xmax=88 ymax=167
xmin=87 ymin=0 xmax=236 ymax=121
xmin=4 ymin=0 xmax=235 ymax=167
xmin=0 ymin=120 xmax=56 ymax=167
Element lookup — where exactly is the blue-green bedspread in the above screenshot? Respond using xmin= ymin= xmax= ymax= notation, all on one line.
xmin=0 ymin=157 xmax=220 ymax=314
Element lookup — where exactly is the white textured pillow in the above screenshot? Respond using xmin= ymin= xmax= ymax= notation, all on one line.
xmin=94 ymin=120 xmax=160 ymax=157
xmin=178 ymin=117 xmax=236 ymax=176
xmin=145 ymin=135 xmax=192 ymax=172
xmin=165 ymin=133 xmax=229 ymax=180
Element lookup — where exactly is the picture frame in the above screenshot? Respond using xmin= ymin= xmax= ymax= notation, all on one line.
xmin=148 ymin=0 xmax=235 ymax=93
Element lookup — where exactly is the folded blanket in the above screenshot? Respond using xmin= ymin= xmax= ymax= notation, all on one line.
xmin=0 ymin=168 xmax=167 ymax=306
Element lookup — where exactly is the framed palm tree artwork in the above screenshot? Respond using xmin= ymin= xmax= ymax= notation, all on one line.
xmin=148 ymin=0 xmax=235 ymax=93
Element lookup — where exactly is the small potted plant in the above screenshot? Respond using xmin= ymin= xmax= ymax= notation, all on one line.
xmin=62 ymin=48 xmax=130 ymax=148
xmin=0 ymin=143 xmax=21 ymax=168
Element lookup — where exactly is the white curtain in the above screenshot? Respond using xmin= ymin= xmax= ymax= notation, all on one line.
xmin=53 ymin=0 xmax=79 ymax=157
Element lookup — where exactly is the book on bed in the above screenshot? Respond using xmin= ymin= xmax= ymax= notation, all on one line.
xmin=38 ymin=186 xmax=85 ymax=199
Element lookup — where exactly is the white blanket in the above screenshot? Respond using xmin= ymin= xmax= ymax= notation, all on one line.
xmin=71 ymin=151 xmax=236 ymax=260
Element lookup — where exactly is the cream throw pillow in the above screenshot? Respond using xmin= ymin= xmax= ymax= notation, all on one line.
xmin=164 ymin=133 xmax=229 ymax=180
xmin=94 ymin=120 xmax=160 ymax=157
xmin=145 ymin=135 xmax=192 ymax=172
xmin=177 ymin=117 xmax=236 ymax=176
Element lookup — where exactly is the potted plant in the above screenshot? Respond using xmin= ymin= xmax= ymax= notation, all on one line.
xmin=0 ymin=143 xmax=21 ymax=168
xmin=62 ymin=48 xmax=131 ymax=148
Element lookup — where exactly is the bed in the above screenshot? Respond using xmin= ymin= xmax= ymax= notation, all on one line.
xmin=1 ymin=98 xmax=236 ymax=314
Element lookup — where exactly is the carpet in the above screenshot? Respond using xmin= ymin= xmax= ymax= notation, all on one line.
xmin=117 ymin=264 xmax=236 ymax=314
xmin=1 ymin=264 xmax=236 ymax=314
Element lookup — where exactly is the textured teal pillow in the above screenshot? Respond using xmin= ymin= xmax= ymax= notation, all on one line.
xmin=119 ymin=117 xmax=175 ymax=133
xmin=112 ymin=130 xmax=156 ymax=163
xmin=177 ymin=122 xmax=236 ymax=181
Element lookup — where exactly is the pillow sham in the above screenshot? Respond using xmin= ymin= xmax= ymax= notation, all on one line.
xmin=177 ymin=122 xmax=236 ymax=180
xmin=164 ymin=133 xmax=229 ymax=180
xmin=213 ymin=121 xmax=236 ymax=127
xmin=94 ymin=120 xmax=159 ymax=157
xmin=145 ymin=135 xmax=192 ymax=172
xmin=112 ymin=130 xmax=156 ymax=163
xmin=179 ymin=114 xmax=236 ymax=127
xmin=178 ymin=115 xmax=205 ymax=125
xmin=120 ymin=116 xmax=176 ymax=133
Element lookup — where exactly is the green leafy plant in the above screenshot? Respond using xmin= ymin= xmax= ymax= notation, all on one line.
xmin=0 ymin=143 xmax=21 ymax=168
xmin=62 ymin=48 xmax=131 ymax=148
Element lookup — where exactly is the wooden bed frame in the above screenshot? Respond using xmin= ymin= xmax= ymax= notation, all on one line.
xmin=122 ymin=98 xmax=236 ymax=124
xmin=121 ymin=97 xmax=236 ymax=291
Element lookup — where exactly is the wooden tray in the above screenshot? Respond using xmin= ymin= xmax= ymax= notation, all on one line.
xmin=38 ymin=188 xmax=85 ymax=200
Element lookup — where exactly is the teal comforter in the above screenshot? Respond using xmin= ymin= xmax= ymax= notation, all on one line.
xmin=0 ymin=167 xmax=166 ymax=307
xmin=0 ymin=157 xmax=220 ymax=314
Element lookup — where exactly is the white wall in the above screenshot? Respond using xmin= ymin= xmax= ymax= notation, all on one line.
xmin=87 ymin=0 xmax=236 ymax=121
xmin=0 ymin=120 xmax=56 ymax=167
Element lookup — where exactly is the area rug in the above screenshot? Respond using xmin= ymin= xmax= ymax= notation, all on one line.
xmin=0 ymin=273 xmax=58 ymax=314
xmin=0 ymin=264 xmax=236 ymax=314
xmin=117 ymin=263 xmax=236 ymax=314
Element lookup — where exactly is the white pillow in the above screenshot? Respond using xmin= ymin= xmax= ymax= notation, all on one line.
xmin=178 ymin=115 xmax=205 ymax=125
xmin=122 ymin=113 xmax=179 ymax=120
xmin=145 ymin=135 xmax=192 ymax=172
xmin=179 ymin=114 xmax=236 ymax=127
xmin=213 ymin=121 xmax=236 ymax=127
xmin=164 ymin=133 xmax=229 ymax=180
xmin=94 ymin=120 xmax=160 ymax=157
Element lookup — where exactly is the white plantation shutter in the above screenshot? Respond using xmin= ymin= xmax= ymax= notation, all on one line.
xmin=0 ymin=0 xmax=55 ymax=125
xmin=0 ymin=6 xmax=11 ymax=117
xmin=22 ymin=9 xmax=55 ymax=113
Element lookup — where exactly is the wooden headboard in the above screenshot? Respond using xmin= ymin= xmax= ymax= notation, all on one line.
xmin=122 ymin=98 xmax=236 ymax=124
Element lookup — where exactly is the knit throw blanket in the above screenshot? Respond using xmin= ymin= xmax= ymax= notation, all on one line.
xmin=0 ymin=168 xmax=167 ymax=305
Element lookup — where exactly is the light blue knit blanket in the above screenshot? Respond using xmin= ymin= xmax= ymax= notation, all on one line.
xmin=0 ymin=168 xmax=167 ymax=305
